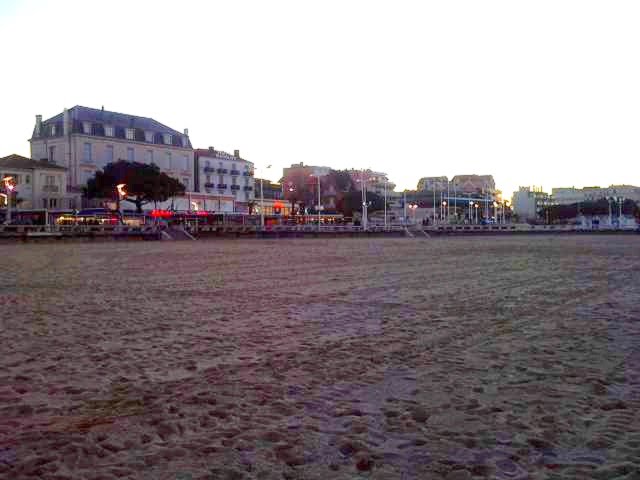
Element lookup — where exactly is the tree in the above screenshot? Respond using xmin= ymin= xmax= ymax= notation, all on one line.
xmin=338 ymin=190 xmax=385 ymax=218
xmin=282 ymin=170 xmax=314 ymax=215
xmin=85 ymin=160 xmax=186 ymax=213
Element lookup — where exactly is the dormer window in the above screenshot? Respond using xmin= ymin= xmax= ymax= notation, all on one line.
xmin=105 ymin=126 xmax=114 ymax=137
xmin=163 ymin=134 xmax=172 ymax=145
xmin=145 ymin=131 xmax=153 ymax=142
xmin=126 ymin=128 xmax=135 ymax=140
xmin=83 ymin=122 xmax=91 ymax=134
xmin=51 ymin=124 xmax=56 ymax=136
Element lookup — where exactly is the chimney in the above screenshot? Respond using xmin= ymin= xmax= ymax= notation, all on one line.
xmin=63 ymin=108 xmax=70 ymax=136
xmin=208 ymin=146 xmax=214 ymax=152
xmin=35 ymin=115 xmax=42 ymax=136
xmin=184 ymin=128 xmax=189 ymax=136
xmin=234 ymin=149 xmax=240 ymax=158
xmin=101 ymin=105 xmax=104 ymax=111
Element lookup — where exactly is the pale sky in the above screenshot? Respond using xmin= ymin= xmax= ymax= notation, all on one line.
xmin=1 ymin=0 xmax=639 ymax=196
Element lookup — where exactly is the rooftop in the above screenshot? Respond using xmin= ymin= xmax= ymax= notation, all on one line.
xmin=0 ymin=154 xmax=67 ymax=171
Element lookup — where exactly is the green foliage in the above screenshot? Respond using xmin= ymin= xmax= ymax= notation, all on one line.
xmin=85 ymin=160 xmax=185 ymax=213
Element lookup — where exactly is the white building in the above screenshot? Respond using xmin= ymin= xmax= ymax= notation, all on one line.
xmin=0 ymin=154 xmax=77 ymax=210
xmin=512 ymin=186 xmax=550 ymax=222
xmin=193 ymin=148 xmax=255 ymax=213
xmin=29 ymin=105 xmax=195 ymax=198
xmin=552 ymin=185 xmax=640 ymax=205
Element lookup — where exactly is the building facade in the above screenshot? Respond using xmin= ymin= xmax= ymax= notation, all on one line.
xmin=254 ymin=179 xmax=291 ymax=215
xmin=29 ymin=106 xmax=195 ymax=196
xmin=450 ymin=175 xmax=496 ymax=194
xmin=512 ymin=186 xmax=550 ymax=222
xmin=416 ymin=176 xmax=448 ymax=191
xmin=193 ymin=148 xmax=254 ymax=213
xmin=0 ymin=154 xmax=77 ymax=210
xmin=346 ymin=169 xmax=395 ymax=196
xmin=552 ymin=185 xmax=640 ymax=205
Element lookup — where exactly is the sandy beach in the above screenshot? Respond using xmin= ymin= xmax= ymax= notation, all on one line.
xmin=1 ymin=236 xmax=639 ymax=479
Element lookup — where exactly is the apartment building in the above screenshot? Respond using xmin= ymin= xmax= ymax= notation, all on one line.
xmin=194 ymin=148 xmax=255 ymax=212
xmin=512 ymin=186 xmax=550 ymax=222
xmin=0 ymin=154 xmax=77 ymax=210
xmin=552 ymin=185 xmax=640 ymax=205
xmin=29 ymin=106 xmax=194 ymax=193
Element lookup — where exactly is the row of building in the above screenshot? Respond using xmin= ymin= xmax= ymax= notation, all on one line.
xmin=512 ymin=185 xmax=640 ymax=222
xmin=4 ymin=104 xmax=637 ymax=224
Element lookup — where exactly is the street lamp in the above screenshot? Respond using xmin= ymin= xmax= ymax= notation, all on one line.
xmin=409 ymin=202 xmax=418 ymax=224
xmin=468 ymin=200 xmax=474 ymax=224
xmin=258 ymin=165 xmax=272 ymax=229
xmin=474 ymin=203 xmax=479 ymax=224
xmin=493 ymin=201 xmax=498 ymax=223
xmin=2 ymin=176 xmax=15 ymax=225
xmin=442 ymin=201 xmax=447 ymax=224
xmin=309 ymin=173 xmax=322 ymax=232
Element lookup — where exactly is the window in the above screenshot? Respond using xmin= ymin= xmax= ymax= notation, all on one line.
xmin=205 ymin=160 xmax=210 ymax=168
xmin=51 ymin=124 xmax=56 ymax=136
xmin=46 ymin=175 xmax=55 ymax=185
xmin=165 ymin=152 xmax=172 ymax=169
xmin=218 ymin=175 xmax=223 ymax=184
xmin=206 ymin=175 xmax=211 ymax=183
xmin=127 ymin=147 xmax=134 ymax=161
xmin=183 ymin=178 xmax=189 ymax=190
xmin=42 ymin=198 xmax=47 ymax=208
xmin=182 ymin=155 xmax=188 ymax=171
xmin=83 ymin=122 xmax=91 ymax=134
xmin=163 ymin=134 xmax=172 ymax=145
xmin=25 ymin=175 xmax=30 ymax=184
xmin=48 ymin=146 xmax=56 ymax=163
xmin=83 ymin=143 xmax=92 ymax=163
xmin=105 ymin=126 xmax=114 ymax=137
xmin=145 ymin=150 xmax=153 ymax=164
xmin=126 ymin=128 xmax=135 ymax=140
xmin=145 ymin=131 xmax=153 ymax=142
xmin=49 ymin=198 xmax=57 ymax=208
xmin=105 ymin=145 xmax=114 ymax=164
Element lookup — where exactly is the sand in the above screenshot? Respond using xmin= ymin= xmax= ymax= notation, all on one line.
xmin=1 ymin=236 xmax=639 ymax=479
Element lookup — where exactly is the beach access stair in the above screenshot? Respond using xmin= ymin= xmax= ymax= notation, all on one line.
xmin=162 ymin=227 xmax=196 ymax=241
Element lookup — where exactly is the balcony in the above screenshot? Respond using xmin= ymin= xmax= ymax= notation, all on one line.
xmin=243 ymin=171 xmax=254 ymax=177
xmin=230 ymin=170 xmax=240 ymax=176
xmin=204 ymin=182 xmax=215 ymax=189
xmin=217 ymin=184 xmax=227 ymax=189
xmin=204 ymin=167 xmax=216 ymax=173
xmin=243 ymin=186 xmax=253 ymax=191
xmin=42 ymin=184 xmax=59 ymax=192
xmin=230 ymin=185 xmax=241 ymax=191
xmin=217 ymin=168 xmax=228 ymax=174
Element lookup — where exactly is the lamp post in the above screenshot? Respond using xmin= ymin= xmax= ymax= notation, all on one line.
xmin=2 ymin=176 xmax=15 ymax=225
xmin=116 ymin=183 xmax=126 ymax=224
xmin=447 ymin=180 xmax=450 ymax=222
xmin=432 ymin=184 xmax=436 ymax=225
xmin=310 ymin=173 xmax=322 ymax=232
xmin=384 ymin=178 xmax=388 ymax=230
xmin=468 ymin=200 xmax=473 ymax=224
xmin=474 ymin=203 xmax=479 ymax=224
xmin=259 ymin=165 xmax=272 ymax=229
xmin=442 ymin=201 xmax=447 ymax=223
xmin=493 ymin=201 xmax=498 ymax=223
xmin=409 ymin=202 xmax=418 ymax=224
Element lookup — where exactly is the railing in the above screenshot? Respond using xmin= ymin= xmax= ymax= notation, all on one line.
xmin=230 ymin=185 xmax=240 ymax=191
xmin=217 ymin=168 xmax=228 ymax=174
xmin=204 ymin=183 xmax=215 ymax=188
xmin=217 ymin=184 xmax=227 ymax=189
xmin=230 ymin=170 xmax=240 ymax=176
xmin=42 ymin=185 xmax=59 ymax=192
xmin=203 ymin=167 xmax=216 ymax=173
xmin=242 ymin=171 xmax=254 ymax=177
xmin=243 ymin=186 xmax=253 ymax=191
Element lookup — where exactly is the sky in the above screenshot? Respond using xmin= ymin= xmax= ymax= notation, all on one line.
xmin=1 ymin=0 xmax=639 ymax=196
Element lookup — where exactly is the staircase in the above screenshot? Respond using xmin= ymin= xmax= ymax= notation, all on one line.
xmin=162 ymin=227 xmax=197 ymax=241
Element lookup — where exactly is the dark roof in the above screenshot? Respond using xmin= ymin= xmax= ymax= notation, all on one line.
xmin=39 ymin=106 xmax=191 ymax=147
xmin=194 ymin=148 xmax=247 ymax=162
xmin=0 ymin=154 xmax=67 ymax=171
